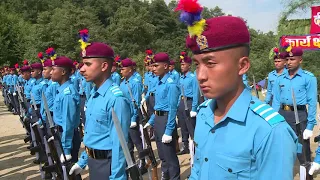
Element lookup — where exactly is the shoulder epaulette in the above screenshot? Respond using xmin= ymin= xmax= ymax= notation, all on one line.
xmin=303 ymin=70 xmax=315 ymax=77
xmin=133 ymin=78 xmax=139 ymax=82
xmin=190 ymin=73 xmax=195 ymax=77
xmin=40 ymin=81 xmax=47 ymax=85
xmin=52 ymin=82 xmax=57 ymax=85
xmin=109 ymin=85 xmax=123 ymax=97
xmin=197 ymin=99 xmax=212 ymax=111
xmin=167 ymin=77 xmax=173 ymax=83
xmin=249 ymin=98 xmax=284 ymax=126
xmin=63 ymin=87 xmax=71 ymax=95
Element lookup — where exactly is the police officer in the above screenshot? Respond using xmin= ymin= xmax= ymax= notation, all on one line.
xmin=119 ymin=58 xmax=147 ymax=174
xmin=176 ymin=52 xmax=196 ymax=155
xmin=168 ymin=59 xmax=180 ymax=84
xmin=264 ymin=49 xmax=287 ymax=105
xmin=144 ymin=52 xmax=180 ymax=180
xmin=272 ymin=47 xmax=317 ymax=171
xmin=69 ymin=40 xmax=131 ymax=180
xmin=111 ymin=56 xmax=121 ymax=85
xmin=21 ymin=61 xmax=35 ymax=119
xmin=175 ymin=1 xmax=298 ymax=179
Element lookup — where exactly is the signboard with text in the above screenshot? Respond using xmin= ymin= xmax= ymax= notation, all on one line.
xmin=279 ymin=34 xmax=320 ymax=50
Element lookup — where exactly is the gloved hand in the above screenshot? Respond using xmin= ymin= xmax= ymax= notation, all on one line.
xmin=303 ymin=129 xmax=313 ymax=140
xmin=190 ymin=111 xmax=197 ymax=118
xmin=47 ymin=136 xmax=54 ymax=142
xmin=130 ymin=122 xmax=137 ymax=128
xmin=60 ymin=154 xmax=72 ymax=163
xmin=141 ymin=98 xmax=146 ymax=105
xmin=31 ymin=122 xmax=39 ymax=127
xmin=162 ymin=134 xmax=172 ymax=144
xmin=143 ymin=123 xmax=150 ymax=129
xmin=69 ymin=163 xmax=83 ymax=175
xmin=84 ymin=106 xmax=87 ymax=112
xmin=309 ymin=162 xmax=320 ymax=175
xmin=13 ymin=92 xmax=16 ymax=96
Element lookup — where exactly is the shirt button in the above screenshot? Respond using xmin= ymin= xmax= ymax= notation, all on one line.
xmin=228 ymin=168 xmax=232 ymax=173
xmin=204 ymin=158 xmax=208 ymax=162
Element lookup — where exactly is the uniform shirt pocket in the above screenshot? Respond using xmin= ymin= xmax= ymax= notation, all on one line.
xmin=210 ymin=153 xmax=251 ymax=179
xmin=93 ymin=112 xmax=109 ymax=134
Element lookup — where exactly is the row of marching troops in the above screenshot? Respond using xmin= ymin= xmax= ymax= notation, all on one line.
xmin=0 ymin=0 xmax=320 ymax=180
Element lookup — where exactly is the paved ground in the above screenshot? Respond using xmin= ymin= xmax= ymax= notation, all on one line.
xmin=0 ymin=91 xmax=319 ymax=179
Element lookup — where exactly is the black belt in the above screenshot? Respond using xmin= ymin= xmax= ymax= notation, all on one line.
xmin=281 ymin=104 xmax=306 ymax=111
xmin=154 ymin=110 xmax=168 ymax=116
xmin=150 ymin=92 xmax=155 ymax=96
xmin=181 ymin=96 xmax=192 ymax=101
xmin=85 ymin=147 xmax=111 ymax=159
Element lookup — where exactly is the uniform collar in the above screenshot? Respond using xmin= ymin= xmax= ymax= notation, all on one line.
xmin=208 ymin=89 xmax=251 ymax=126
xmin=159 ymin=73 xmax=170 ymax=84
xmin=181 ymin=71 xmax=191 ymax=78
xmin=57 ymin=80 xmax=71 ymax=93
xmin=127 ymin=74 xmax=136 ymax=83
xmin=95 ymin=78 xmax=113 ymax=97
xmin=35 ymin=77 xmax=43 ymax=84
xmin=285 ymin=67 xmax=302 ymax=79
xmin=272 ymin=68 xmax=287 ymax=76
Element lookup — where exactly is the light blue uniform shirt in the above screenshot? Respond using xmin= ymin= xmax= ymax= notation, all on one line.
xmin=143 ymin=71 xmax=151 ymax=94
xmin=11 ymin=74 xmax=18 ymax=92
xmin=120 ymin=75 xmax=141 ymax=123
xmin=40 ymin=80 xmax=59 ymax=122
xmin=31 ymin=77 xmax=46 ymax=105
xmin=25 ymin=78 xmax=36 ymax=100
xmin=265 ymin=69 xmax=287 ymax=104
xmin=111 ymin=72 xmax=121 ymax=86
xmin=78 ymin=78 xmax=131 ymax=180
xmin=169 ymin=69 xmax=180 ymax=84
xmin=53 ymin=80 xmax=80 ymax=155
xmin=272 ymin=68 xmax=317 ymax=130
xmin=147 ymin=73 xmax=180 ymax=136
xmin=190 ymin=89 xmax=298 ymax=180
xmin=144 ymin=73 xmax=159 ymax=101
xmin=177 ymin=71 xmax=196 ymax=107
xmin=18 ymin=74 xmax=25 ymax=85
xmin=70 ymin=74 xmax=80 ymax=92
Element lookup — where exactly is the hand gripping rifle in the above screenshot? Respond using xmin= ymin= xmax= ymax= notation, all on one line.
xmin=42 ymin=92 xmax=76 ymax=180
xmin=292 ymin=89 xmax=313 ymax=180
xmin=111 ymin=108 xmax=143 ymax=180
xmin=126 ymin=82 xmax=158 ymax=180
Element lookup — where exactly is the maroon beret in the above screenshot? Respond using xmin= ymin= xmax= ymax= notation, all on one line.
xmin=43 ymin=59 xmax=53 ymax=67
xmin=10 ymin=67 xmax=15 ymax=71
xmin=286 ymin=47 xmax=303 ymax=57
xmin=153 ymin=52 xmax=170 ymax=63
xmin=120 ymin=58 xmax=133 ymax=67
xmin=186 ymin=16 xmax=250 ymax=54
xmin=20 ymin=65 xmax=31 ymax=72
xmin=31 ymin=62 xmax=43 ymax=69
xmin=53 ymin=56 xmax=74 ymax=68
xmin=180 ymin=56 xmax=192 ymax=64
xmin=82 ymin=42 xmax=114 ymax=60
xmin=78 ymin=63 xmax=84 ymax=69
xmin=169 ymin=60 xmax=175 ymax=65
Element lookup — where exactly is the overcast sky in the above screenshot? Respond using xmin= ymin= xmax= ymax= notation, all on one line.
xmin=166 ymin=0 xmax=314 ymax=33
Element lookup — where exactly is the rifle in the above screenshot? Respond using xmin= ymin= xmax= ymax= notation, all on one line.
xmin=126 ymin=83 xmax=158 ymax=180
xmin=42 ymin=92 xmax=75 ymax=180
xmin=16 ymin=85 xmax=31 ymax=134
xmin=111 ymin=108 xmax=142 ymax=180
xmin=197 ymin=83 xmax=205 ymax=104
xmin=292 ymin=89 xmax=313 ymax=180
xmin=252 ymin=75 xmax=259 ymax=99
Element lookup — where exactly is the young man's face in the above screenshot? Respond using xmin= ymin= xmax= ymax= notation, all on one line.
xmin=51 ymin=67 xmax=64 ymax=82
xmin=42 ymin=67 xmax=52 ymax=79
xmin=193 ymin=47 xmax=250 ymax=99
xmin=22 ymin=71 xmax=31 ymax=80
xmin=152 ymin=62 xmax=168 ymax=77
xmin=180 ymin=62 xmax=190 ymax=74
xmin=120 ymin=67 xmax=132 ymax=79
xmin=31 ymin=69 xmax=42 ymax=78
xmin=286 ymin=56 xmax=302 ymax=71
xmin=169 ymin=65 xmax=174 ymax=71
xmin=80 ymin=58 xmax=110 ymax=82
xmin=274 ymin=59 xmax=286 ymax=71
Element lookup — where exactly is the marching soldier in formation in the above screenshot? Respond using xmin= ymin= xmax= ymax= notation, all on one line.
xmin=272 ymin=47 xmax=318 ymax=175
xmin=174 ymin=0 xmax=298 ymax=179
xmin=264 ymin=48 xmax=287 ymax=105
xmin=144 ymin=52 xmax=181 ymax=180
xmin=111 ymin=56 xmax=121 ymax=86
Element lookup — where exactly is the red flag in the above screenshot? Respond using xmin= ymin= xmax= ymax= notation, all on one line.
xmin=310 ymin=6 xmax=320 ymax=34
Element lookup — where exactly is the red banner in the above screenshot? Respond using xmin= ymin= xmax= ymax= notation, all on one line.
xmin=279 ymin=35 xmax=320 ymax=50
xmin=311 ymin=6 xmax=320 ymax=34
